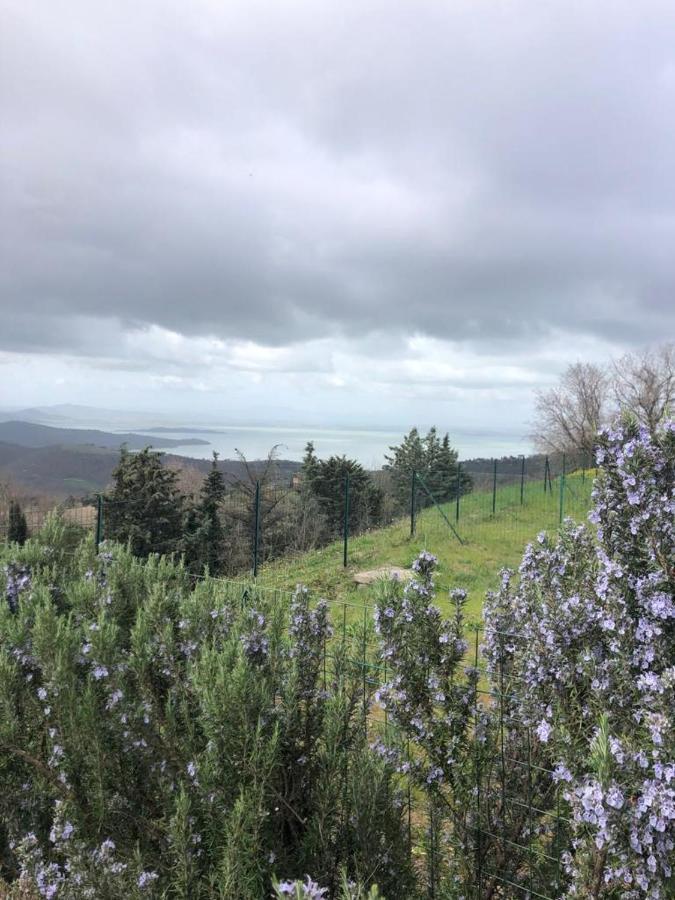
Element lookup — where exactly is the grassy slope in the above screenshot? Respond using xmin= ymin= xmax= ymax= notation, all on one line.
xmin=257 ymin=471 xmax=595 ymax=620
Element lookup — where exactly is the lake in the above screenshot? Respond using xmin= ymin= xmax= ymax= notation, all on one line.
xmin=86 ymin=423 xmax=530 ymax=467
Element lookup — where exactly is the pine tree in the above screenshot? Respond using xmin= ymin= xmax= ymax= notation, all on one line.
xmin=106 ymin=446 xmax=184 ymax=558
xmin=196 ymin=452 xmax=227 ymax=575
xmin=301 ymin=452 xmax=383 ymax=536
xmin=385 ymin=427 xmax=472 ymax=506
xmin=7 ymin=500 xmax=28 ymax=545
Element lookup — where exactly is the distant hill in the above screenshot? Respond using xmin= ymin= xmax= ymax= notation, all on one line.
xmin=0 ymin=421 xmax=210 ymax=451
xmin=3 ymin=404 xmax=155 ymax=427
xmin=0 ymin=442 xmax=301 ymax=499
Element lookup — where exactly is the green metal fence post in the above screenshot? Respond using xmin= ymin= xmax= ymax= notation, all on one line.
xmin=455 ymin=463 xmax=461 ymax=523
xmin=544 ymin=455 xmax=549 ymax=493
xmin=559 ymin=452 xmax=566 ymax=524
xmin=95 ymin=494 xmax=103 ymax=550
xmin=252 ymin=480 xmax=261 ymax=578
xmin=343 ymin=472 xmax=350 ymax=568
xmin=520 ymin=455 xmax=525 ymax=505
xmin=492 ymin=459 xmax=497 ymax=515
xmin=410 ymin=469 xmax=417 ymax=537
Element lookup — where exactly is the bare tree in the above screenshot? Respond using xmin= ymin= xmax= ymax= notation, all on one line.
xmin=531 ymin=362 xmax=609 ymax=457
xmin=219 ymin=445 xmax=293 ymax=573
xmin=612 ymin=342 xmax=674 ymax=432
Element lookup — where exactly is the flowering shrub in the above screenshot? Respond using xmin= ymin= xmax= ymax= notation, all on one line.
xmin=483 ymin=419 xmax=674 ymax=897
xmin=375 ymin=420 xmax=673 ymax=898
xmin=0 ymin=533 xmax=414 ymax=898
xmin=373 ymin=550 xmax=477 ymax=790
xmin=272 ymin=873 xmax=384 ymax=898
xmin=373 ymin=551 xmax=482 ymax=891
xmin=6 ymin=801 xmax=158 ymax=899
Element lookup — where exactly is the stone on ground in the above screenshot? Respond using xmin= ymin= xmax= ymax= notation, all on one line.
xmin=353 ymin=566 xmax=411 ymax=589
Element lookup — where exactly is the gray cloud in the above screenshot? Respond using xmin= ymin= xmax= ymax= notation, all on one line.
xmin=1 ymin=0 xmax=675 ymax=363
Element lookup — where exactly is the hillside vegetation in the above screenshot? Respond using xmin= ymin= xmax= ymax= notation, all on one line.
xmin=259 ymin=470 xmax=595 ymax=619
xmin=0 ymin=421 xmax=670 ymax=898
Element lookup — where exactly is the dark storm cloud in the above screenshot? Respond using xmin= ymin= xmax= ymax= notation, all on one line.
xmin=1 ymin=0 xmax=675 ymax=357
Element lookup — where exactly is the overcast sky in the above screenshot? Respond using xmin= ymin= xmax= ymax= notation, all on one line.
xmin=1 ymin=1 xmax=674 ymax=447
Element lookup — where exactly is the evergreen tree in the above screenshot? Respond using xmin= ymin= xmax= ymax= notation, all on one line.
xmin=384 ymin=428 xmax=426 ymax=481
xmin=106 ymin=447 xmax=184 ymax=558
xmin=186 ymin=452 xmax=227 ymax=576
xmin=385 ymin=427 xmax=472 ymax=507
xmin=301 ymin=451 xmax=383 ymax=536
xmin=302 ymin=441 xmax=320 ymax=484
xmin=7 ymin=500 xmax=28 ymax=545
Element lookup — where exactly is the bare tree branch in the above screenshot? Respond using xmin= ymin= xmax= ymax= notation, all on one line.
xmin=530 ymin=361 xmax=609 ymax=456
xmin=612 ymin=342 xmax=674 ymax=432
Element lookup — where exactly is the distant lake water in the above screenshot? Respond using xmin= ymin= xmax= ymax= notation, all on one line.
xmin=71 ymin=423 xmax=530 ymax=467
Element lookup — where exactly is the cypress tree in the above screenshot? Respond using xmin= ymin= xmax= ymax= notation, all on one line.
xmin=198 ymin=452 xmax=227 ymax=575
xmin=301 ymin=441 xmax=320 ymax=487
xmin=184 ymin=453 xmax=228 ymax=576
xmin=106 ymin=446 xmax=184 ymax=558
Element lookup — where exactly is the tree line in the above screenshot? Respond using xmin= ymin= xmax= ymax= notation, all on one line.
xmin=92 ymin=427 xmax=471 ymax=577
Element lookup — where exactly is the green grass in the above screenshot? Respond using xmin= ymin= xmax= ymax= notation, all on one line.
xmin=257 ymin=472 xmax=595 ymax=620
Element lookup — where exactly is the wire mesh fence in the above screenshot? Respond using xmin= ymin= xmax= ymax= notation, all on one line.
xmin=0 ymin=451 xmax=594 ymax=586
xmin=0 ymin=500 xmax=98 ymax=538
xmin=420 ymin=450 xmax=594 ymax=551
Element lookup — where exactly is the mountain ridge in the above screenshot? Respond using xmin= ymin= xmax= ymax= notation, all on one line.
xmin=0 ymin=420 xmax=210 ymax=451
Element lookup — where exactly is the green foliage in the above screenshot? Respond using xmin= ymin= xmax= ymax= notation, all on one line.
xmin=105 ymin=446 xmax=184 ymax=558
xmin=589 ymin=713 xmax=612 ymax=790
xmin=272 ymin=871 xmax=386 ymax=898
xmin=0 ymin=533 xmax=415 ymax=898
xmin=301 ymin=443 xmax=384 ymax=536
xmin=384 ymin=427 xmax=471 ymax=507
xmin=7 ymin=501 xmax=28 ymax=546
xmin=184 ymin=453 xmax=227 ymax=576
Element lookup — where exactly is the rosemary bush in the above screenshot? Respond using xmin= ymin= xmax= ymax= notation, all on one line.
xmin=374 ymin=419 xmax=674 ymax=898
xmin=0 ymin=519 xmax=413 ymax=899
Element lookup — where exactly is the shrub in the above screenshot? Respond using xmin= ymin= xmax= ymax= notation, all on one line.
xmin=374 ymin=419 xmax=674 ymax=898
xmin=483 ymin=419 xmax=674 ymax=897
xmin=0 ymin=536 xmax=414 ymax=899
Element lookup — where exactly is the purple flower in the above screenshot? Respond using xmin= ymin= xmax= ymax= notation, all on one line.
xmin=536 ymin=719 xmax=552 ymax=743
xmin=137 ymin=871 xmax=159 ymax=889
